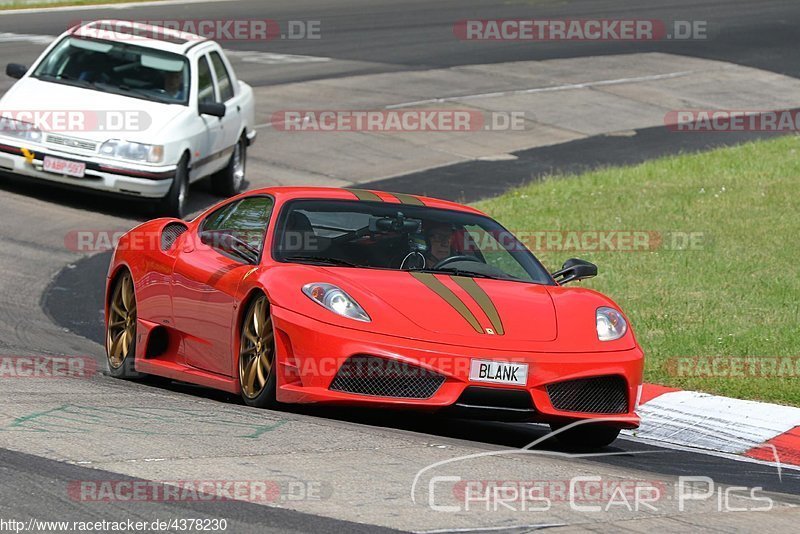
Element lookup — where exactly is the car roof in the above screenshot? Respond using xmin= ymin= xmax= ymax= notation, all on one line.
xmin=241 ymin=186 xmax=486 ymax=215
xmin=67 ymin=19 xmax=211 ymax=55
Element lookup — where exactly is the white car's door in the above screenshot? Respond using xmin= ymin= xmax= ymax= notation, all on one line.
xmin=191 ymin=54 xmax=222 ymax=181
xmin=207 ymin=50 xmax=245 ymax=164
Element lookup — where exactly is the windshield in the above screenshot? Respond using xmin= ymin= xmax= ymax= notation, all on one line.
xmin=273 ymin=199 xmax=554 ymax=284
xmin=32 ymin=36 xmax=190 ymax=105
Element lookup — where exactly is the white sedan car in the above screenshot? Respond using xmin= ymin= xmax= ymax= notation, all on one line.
xmin=0 ymin=20 xmax=256 ymax=217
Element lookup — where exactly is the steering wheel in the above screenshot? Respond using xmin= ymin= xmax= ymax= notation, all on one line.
xmin=433 ymin=255 xmax=482 ymax=270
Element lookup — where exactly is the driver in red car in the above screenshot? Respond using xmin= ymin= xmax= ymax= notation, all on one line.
xmin=425 ymin=222 xmax=455 ymax=266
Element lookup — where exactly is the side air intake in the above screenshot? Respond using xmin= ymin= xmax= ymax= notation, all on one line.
xmin=161 ymin=222 xmax=188 ymax=251
xmin=329 ymin=355 xmax=445 ymax=399
xmin=546 ymin=375 xmax=629 ymax=414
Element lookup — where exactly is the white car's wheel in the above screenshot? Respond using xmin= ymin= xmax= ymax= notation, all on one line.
xmin=157 ymin=154 xmax=189 ymax=218
xmin=211 ymin=136 xmax=246 ymax=197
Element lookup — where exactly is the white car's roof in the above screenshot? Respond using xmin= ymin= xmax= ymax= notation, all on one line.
xmin=68 ymin=19 xmax=212 ymax=56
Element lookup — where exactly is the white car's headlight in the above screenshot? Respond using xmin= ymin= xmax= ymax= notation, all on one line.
xmin=100 ymin=139 xmax=164 ymax=163
xmin=302 ymin=283 xmax=370 ymax=322
xmin=0 ymin=118 xmax=43 ymax=143
xmin=596 ymin=307 xmax=627 ymax=341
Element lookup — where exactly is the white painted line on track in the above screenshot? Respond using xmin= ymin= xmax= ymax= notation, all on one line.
xmin=0 ymin=0 xmax=241 ymax=16
xmin=415 ymin=524 xmax=567 ymax=534
xmin=0 ymin=32 xmax=56 ymax=44
xmin=224 ymin=49 xmax=331 ymax=65
xmin=385 ymin=70 xmax=703 ymax=109
xmin=252 ymin=70 xmax=698 ymax=130
xmin=0 ymin=32 xmax=332 ymax=65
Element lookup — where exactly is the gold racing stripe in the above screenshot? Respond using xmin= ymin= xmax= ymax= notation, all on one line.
xmin=450 ymin=276 xmax=505 ymax=336
xmin=390 ymin=192 xmax=425 ymax=206
xmin=410 ymin=272 xmax=484 ymax=334
xmin=345 ymin=188 xmax=383 ymax=201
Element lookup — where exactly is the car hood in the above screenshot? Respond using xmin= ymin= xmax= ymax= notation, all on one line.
xmin=0 ymin=78 xmax=187 ymax=143
xmin=347 ymin=269 xmax=558 ymax=341
xmin=264 ymin=265 xmax=637 ymax=352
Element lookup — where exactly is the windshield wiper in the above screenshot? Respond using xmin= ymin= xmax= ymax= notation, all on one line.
xmin=413 ymin=267 xmax=506 ymax=280
xmin=35 ymin=73 xmax=93 ymax=88
xmin=283 ymin=256 xmax=359 ymax=268
xmin=119 ymin=86 xmax=176 ymax=104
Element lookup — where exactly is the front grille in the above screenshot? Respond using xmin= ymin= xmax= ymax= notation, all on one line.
xmin=546 ymin=375 xmax=628 ymax=414
xmin=46 ymin=134 xmax=97 ymax=152
xmin=329 ymin=355 xmax=445 ymax=399
xmin=456 ymin=386 xmax=534 ymax=410
xmin=161 ymin=222 xmax=187 ymax=251
xmin=447 ymin=386 xmax=536 ymax=421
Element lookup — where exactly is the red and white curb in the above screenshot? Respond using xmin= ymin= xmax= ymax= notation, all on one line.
xmin=623 ymin=384 xmax=800 ymax=467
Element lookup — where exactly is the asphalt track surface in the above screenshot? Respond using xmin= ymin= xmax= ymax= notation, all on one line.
xmin=2 ymin=0 xmax=800 ymax=532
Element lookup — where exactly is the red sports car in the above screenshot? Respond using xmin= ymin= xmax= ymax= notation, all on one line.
xmin=105 ymin=187 xmax=643 ymax=447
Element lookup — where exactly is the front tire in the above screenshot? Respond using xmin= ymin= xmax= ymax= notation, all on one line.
xmin=156 ymin=154 xmax=189 ymax=218
xmin=549 ymin=423 xmax=621 ymax=450
xmin=211 ymin=137 xmax=246 ymax=197
xmin=238 ymin=294 xmax=277 ymax=408
xmin=106 ymin=271 xmax=143 ymax=379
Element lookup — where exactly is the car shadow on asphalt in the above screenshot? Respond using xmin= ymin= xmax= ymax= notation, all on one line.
xmin=133 ymin=375 xmax=614 ymax=454
xmin=0 ymin=171 xmax=249 ymax=220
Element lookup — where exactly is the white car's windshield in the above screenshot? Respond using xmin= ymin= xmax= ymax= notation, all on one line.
xmin=32 ymin=36 xmax=190 ymax=105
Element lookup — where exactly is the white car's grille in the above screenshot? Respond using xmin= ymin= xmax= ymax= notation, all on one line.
xmin=46 ymin=134 xmax=97 ymax=152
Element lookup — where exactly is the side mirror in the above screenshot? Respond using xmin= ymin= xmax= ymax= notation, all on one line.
xmin=198 ymin=101 xmax=226 ymax=118
xmin=552 ymin=258 xmax=597 ymax=284
xmin=6 ymin=63 xmax=27 ymax=80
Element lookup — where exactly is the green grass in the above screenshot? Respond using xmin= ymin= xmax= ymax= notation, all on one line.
xmin=0 ymin=0 xmax=151 ymax=10
xmin=474 ymin=136 xmax=800 ymax=406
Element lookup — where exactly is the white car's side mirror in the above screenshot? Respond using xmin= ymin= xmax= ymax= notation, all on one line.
xmin=199 ymin=102 xmax=226 ymax=118
xmin=6 ymin=63 xmax=27 ymax=80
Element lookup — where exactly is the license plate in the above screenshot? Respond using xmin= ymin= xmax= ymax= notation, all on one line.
xmin=43 ymin=156 xmax=85 ymax=178
xmin=469 ymin=359 xmax=528 ymax=386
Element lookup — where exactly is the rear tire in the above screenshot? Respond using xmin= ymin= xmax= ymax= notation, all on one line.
xmin=211 ymin=137 xmax=246 ymax=197
xmin=549 ymin=423 xmax=621 ymax=450
xmin=156 ymin=154 xmax=189 ymax=218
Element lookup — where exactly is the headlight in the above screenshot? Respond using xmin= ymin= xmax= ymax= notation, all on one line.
xmin=302 ymin=283 xmax=370 ymax=322
xmin=100 ymin=139 xmax=164 ymax=163
xmin=596 ymin=307 xmax=627 ymax=341
xmin=0 ymin=118 xmax=42 ymax=143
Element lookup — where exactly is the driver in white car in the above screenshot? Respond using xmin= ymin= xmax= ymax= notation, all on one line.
xmin=163 ymin=70 xmax=185 ymax=100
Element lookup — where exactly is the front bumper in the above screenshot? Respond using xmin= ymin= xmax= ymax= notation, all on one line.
xmin=0 ymin=140 xmax=175 ymax=199
xmin=271 ymin=306 xmax=643 ymax=428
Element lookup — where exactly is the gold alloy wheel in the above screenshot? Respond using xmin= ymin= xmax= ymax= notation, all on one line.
xmin=107 ymin=273 xmax=137 ymax=369
xmin=239 ymin=296 xmax=274 ymax=399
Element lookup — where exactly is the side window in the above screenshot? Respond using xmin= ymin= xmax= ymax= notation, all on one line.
xmin=201 ymin=197 xmax=275 ymax=260
xmin=209 ymin=52 xmax=234 ymax=102
xmin=197 ymin=56 xmax=215 ymax=104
